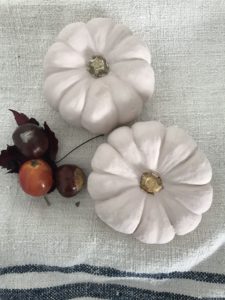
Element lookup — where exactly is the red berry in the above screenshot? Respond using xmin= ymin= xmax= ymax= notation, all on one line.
xmin=19 ymin=159 xmax=53 ymax=197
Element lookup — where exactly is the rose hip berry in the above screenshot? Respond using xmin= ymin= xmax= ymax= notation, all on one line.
xmin=19 ymin=159 xmax=53 ymax=197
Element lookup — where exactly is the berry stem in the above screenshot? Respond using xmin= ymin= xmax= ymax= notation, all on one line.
xmin=56 ymin=134 xmax=104 ymax=164
xmin=44 ymin=195 xmax=51 ymax=206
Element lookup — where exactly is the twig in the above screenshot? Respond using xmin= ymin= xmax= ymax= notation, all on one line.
xmin=56 ymin=135 xmax=104 ymax=164
xmin=44 ymin=195 xmax=51 ymax=206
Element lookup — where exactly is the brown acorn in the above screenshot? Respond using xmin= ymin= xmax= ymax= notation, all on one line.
xmin=55 ymin=164 xmax=86 ymax=198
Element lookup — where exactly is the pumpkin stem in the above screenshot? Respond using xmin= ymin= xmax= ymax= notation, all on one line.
xmin=140 ymin=172 xmax=163 ymax=195
xmin=87 ymin=56 xmax=109 ymax=78
xmin=56 ymin=135 xmax=104 ymax=164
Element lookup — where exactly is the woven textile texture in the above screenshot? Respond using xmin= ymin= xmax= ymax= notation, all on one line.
xmin=0 ymin=0 xmax=224 ymax=299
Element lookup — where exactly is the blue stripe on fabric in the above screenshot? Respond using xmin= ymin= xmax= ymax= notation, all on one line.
xmin=0 ymin=283 xmax=218 ymax=300
xmin=0 ymin=264 xmax=225 ymax=284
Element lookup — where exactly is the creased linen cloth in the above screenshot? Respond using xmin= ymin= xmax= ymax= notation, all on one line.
xmin=0 ymin=0 xmax=224 ymax=299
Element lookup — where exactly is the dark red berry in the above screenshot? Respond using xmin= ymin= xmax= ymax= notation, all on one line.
xmin=55 ymin=164 xmax=85 ymax=198
xmin=13 ymin=123 xmax=49 ymax=158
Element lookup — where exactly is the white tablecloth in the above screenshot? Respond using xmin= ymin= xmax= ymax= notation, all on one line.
xmin=0 ymin=1 xmax=224 ymax=299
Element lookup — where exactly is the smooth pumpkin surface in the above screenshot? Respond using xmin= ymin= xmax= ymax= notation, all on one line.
xmin=43 ymin=18 xmax=155 ymax=134
xmin=88 ymin=121 xmax=213 ymax=244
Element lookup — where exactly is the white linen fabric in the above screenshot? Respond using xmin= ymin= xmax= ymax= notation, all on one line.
xmin=0 ymin=0 xmax=224 ymax=299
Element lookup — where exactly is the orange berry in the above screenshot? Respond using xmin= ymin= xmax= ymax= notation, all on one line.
xmin=19 ymin=159 xmax=53 ymax=197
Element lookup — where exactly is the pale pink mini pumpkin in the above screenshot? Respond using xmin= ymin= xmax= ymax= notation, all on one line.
xmin=43 ymin=18 xmax=154 ymax=134
xmin=88 ymin=121 xmax=213 ymax=244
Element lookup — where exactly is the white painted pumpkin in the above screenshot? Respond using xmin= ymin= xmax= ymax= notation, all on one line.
xmin=43 ymin=18 xmax=154 ymax=134
xmin=88 ymin=121 xmax=213 ymax=244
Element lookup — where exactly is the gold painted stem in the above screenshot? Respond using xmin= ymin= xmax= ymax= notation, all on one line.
xmin=140 ymin=172 xmax=163 ymax=195
xmin=88 ymin=55 xmax=109 ymax=78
